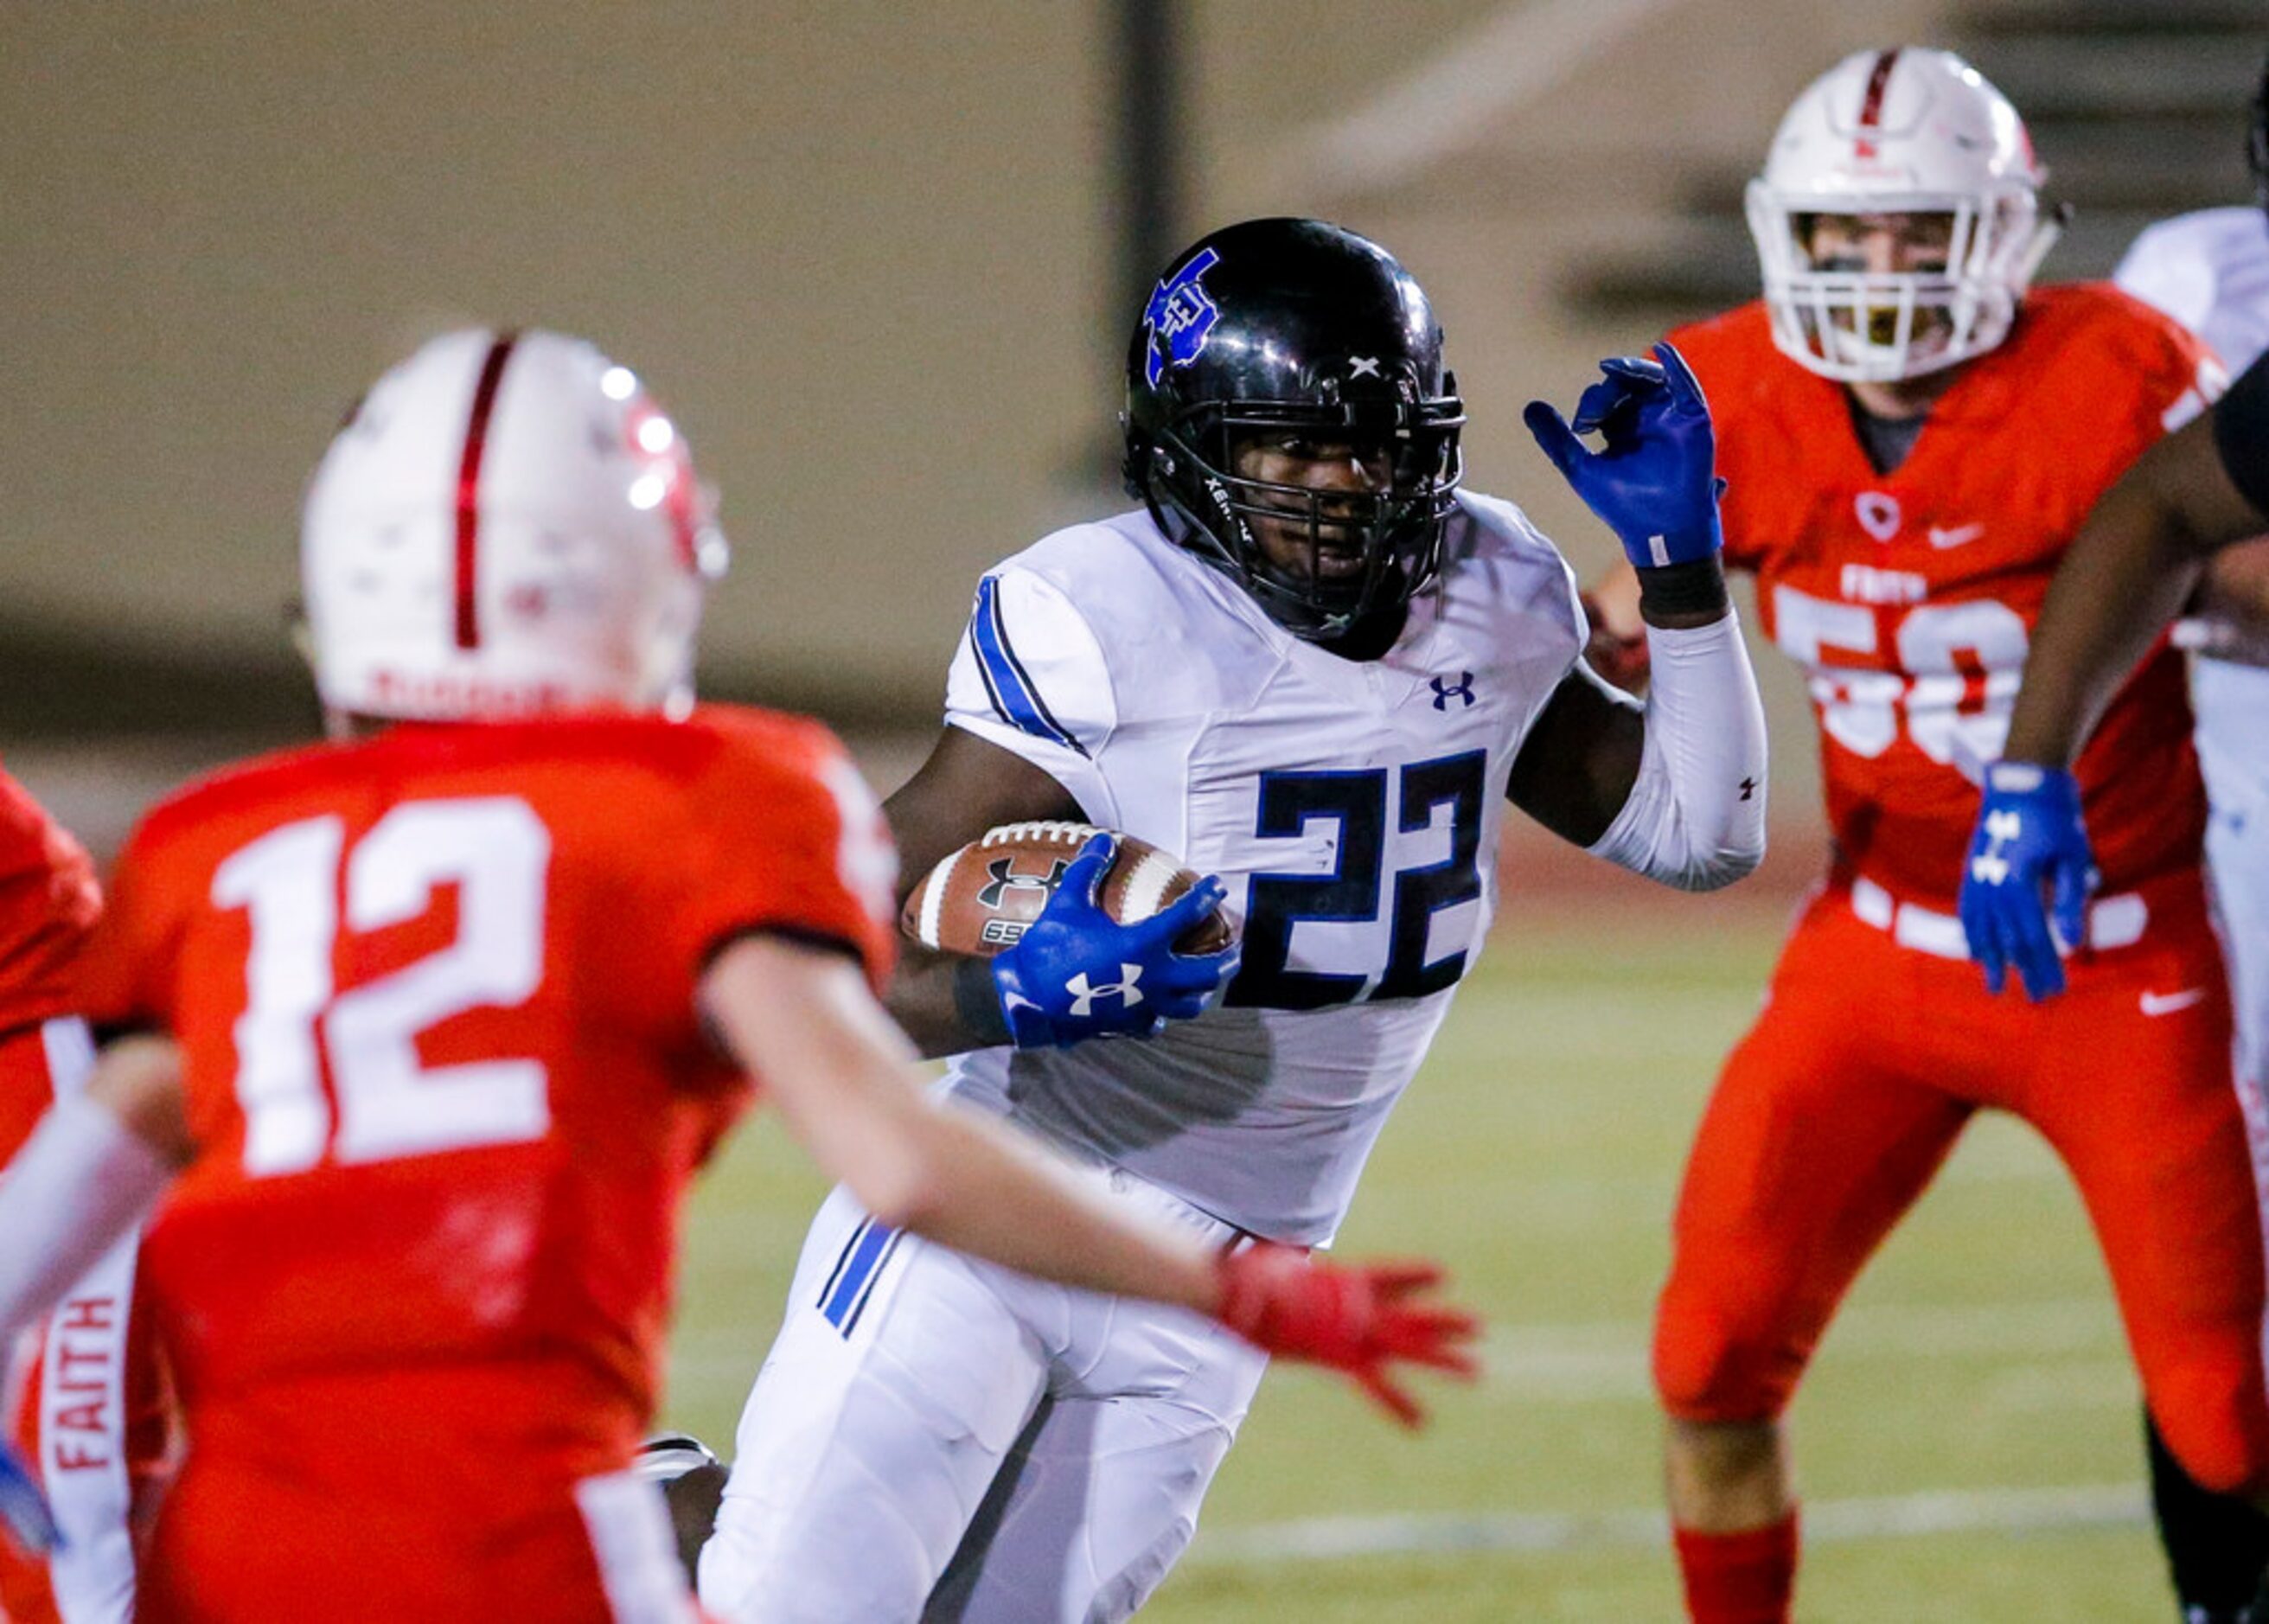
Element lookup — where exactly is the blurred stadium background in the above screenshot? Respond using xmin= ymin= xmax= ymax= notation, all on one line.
xmin=3 ymin=2 xmax=2261 ymax=1616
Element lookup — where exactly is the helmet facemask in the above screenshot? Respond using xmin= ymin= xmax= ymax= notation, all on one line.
xmin=1747 ymin=185 xmax=2039 ymax=383
xmin=1143 ymin=393 xmax=1463 ymax=640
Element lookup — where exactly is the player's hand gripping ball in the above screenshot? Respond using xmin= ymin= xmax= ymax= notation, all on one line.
xmin=903 ymin=823 xmax=1239 ymax=1048
xmin=902 ymin=822 xmax=1232 ymax=957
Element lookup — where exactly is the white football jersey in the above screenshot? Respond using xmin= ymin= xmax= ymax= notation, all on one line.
xmin=938 ymin=496 xmax=1588 ymax=1244
xmin=2116 ymin=207 xmax=2269 ymax=803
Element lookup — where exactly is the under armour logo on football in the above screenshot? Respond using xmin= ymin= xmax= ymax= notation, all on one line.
xmin=1349 ymin=356 xmax=1382 ymax=379
xmin=1970 ymin=809 xmax=2023 ymax=886
xmin=977 ymin=857 xmax=1068 ymax=910
xmin=1065 ymin=966 xmax=1144 ymax=1017
xmin=1430 ymin=672 xmax=1477 ymax=711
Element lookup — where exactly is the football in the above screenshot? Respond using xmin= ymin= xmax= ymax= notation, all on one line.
xmin=900 ymin=822 xmax=1235 ymax=958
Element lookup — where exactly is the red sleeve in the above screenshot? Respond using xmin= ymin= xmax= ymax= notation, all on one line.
xmin=2068 ymin=285 xmax=2220 ymax=452
xmin=673 ymin=719 xmax=899 ymax=997
xmin=69 ymin=822 xmax=182 ymax=1036
xmin=0 ymin=769 xmax=101 ymax=1033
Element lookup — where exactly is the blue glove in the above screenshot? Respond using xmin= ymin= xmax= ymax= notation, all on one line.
xmin=0 ymin=1441 xmax=59 ymax=1556
xmin=1524 ymin=342 xmax=1724 ymax=570
xmin=992 ymin=834 xmax=1240 ymax=1048
xmin=1957 ymin=761 xmax=2099 ymax=1001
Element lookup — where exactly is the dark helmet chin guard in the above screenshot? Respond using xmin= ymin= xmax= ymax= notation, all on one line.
xmin=1121 ymin=218 xmax=1466 ymax=642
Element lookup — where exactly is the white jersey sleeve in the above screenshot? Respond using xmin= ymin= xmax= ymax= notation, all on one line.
xmin=2115 ymin=207 xmax=2269 ymax=377
xmin=943 ymin=566 xmax=1122 ymax=826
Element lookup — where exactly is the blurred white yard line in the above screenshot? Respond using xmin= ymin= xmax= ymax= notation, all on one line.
xmin=1188 ymin=1481 xmax=2146 ymax=1565
xmin=1262 ymin=0 xmax=1691 ymax=196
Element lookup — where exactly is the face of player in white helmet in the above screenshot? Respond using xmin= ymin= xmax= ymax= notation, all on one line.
xmin=1747 ymin=48 xmax=2047 ymax=385
xmin=300 ymin=329 xmax=726 ymax=726
xmin=1799 ymin=210 xmax=1958 ymax=359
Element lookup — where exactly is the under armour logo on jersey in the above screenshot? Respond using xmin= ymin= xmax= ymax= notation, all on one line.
xmin=1065 ymin=966 xmax=1144 ymax=1017
xmin=1854 ymin=491 xmax=1901 ymax=542
xmin=977 ymin=857 xmax=1068 ymax=911
xmin=1431 ymin=672 xmax=1477 ymax=711
xmin=1143 ymin=247 xmax=1223 ymax=387
xmin=1970 ymin=809 xmax=2023 ymax=886
xmin=1349 ymin=356 xmax=1382 ymax=379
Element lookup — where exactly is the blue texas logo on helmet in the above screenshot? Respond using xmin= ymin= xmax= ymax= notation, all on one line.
xmin=1142 ymin=247 xmax=1223 ymax=387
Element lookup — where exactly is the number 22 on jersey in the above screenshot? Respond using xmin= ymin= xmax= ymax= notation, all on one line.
xmin=1228 ymin=750 xmax=1486 ymax=1009
xmin=211 ymin=796 xmax=551 ymax=1177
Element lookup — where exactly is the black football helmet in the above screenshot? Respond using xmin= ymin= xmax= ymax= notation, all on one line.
xmin=1122 ymin=218 xmax=1465 ymax=642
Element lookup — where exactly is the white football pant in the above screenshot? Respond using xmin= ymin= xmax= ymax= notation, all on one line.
xmin=699 ymin=1173 xmax=1269 ymax=1623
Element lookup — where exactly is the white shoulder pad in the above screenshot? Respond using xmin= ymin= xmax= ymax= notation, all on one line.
xmin=2116 ymin=213 xmax=2225 ymax=339
xmin=1447 ymin=489 xmax=1588 ymax=669
xmin=2115 ymin=208 xmax=2269 ymax=392
xmin=944 ymin=549 xmax=1120 ymax=821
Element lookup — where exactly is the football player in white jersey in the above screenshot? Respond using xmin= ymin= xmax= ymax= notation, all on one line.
xmin=1965 ymin=67 xmax=2269 ymax=1623
xmin=698 ymin=217 xmax=1772 ymax=1624
xmin=2112 ymin=54 xmax=2269 ymax=1135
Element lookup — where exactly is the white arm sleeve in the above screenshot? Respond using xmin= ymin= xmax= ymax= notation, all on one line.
xmin=0 ymin=1091 xmax=174 ymax=1349
xmin=1585 ymin=609 xmax=1769 ymax=892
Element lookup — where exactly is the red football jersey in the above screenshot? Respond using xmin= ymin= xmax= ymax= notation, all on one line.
xmin=0 ymin=764 xmax=100 ymax=1043
xmin=73 ymin=706 xmax=895 ymax=1514
xmin=1672 ymin=286 xmax=2217 ymax=907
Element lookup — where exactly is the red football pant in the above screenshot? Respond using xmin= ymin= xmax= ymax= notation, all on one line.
xmin=0 ymin=1020 xmax=175 ymax=1624
xmin=1654 ymin=876 xmax=2269 ymax=1495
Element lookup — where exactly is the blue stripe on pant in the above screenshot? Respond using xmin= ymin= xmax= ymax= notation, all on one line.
xmin=819 ymin=1218 xmax=898 ymax=1333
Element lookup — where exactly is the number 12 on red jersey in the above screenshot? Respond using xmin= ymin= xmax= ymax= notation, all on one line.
xmin=210 ymin=796 xmax=552 ymax=1177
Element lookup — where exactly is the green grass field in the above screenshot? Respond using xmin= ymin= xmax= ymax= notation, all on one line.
xmin=662 ymin=898 xmax=2175 ymax=1621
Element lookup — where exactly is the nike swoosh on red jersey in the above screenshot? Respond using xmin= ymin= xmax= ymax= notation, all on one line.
xmin=1927 ymin=523 xmax=1985 ymax=549
xmin=2138 ymin=988 xmax=2208 ymax=1016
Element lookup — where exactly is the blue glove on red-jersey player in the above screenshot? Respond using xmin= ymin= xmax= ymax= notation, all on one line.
xmin=1958 ymin=761 xmax=2099 ymax=1001
xmin=1524 ymin=342 xmax=1725 ymax=571
xmin=993 ymin=833 xmax=1240 ymax=1048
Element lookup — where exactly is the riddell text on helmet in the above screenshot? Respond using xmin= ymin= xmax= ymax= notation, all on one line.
xmin=366 ymin=668 xmax=574 ymax=715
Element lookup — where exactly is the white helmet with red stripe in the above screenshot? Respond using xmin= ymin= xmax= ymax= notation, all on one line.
xmin=302 ymin=328 xmax=726 ymax=722
xmin=1746 ymin=48 xmax=2048 ymax=382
